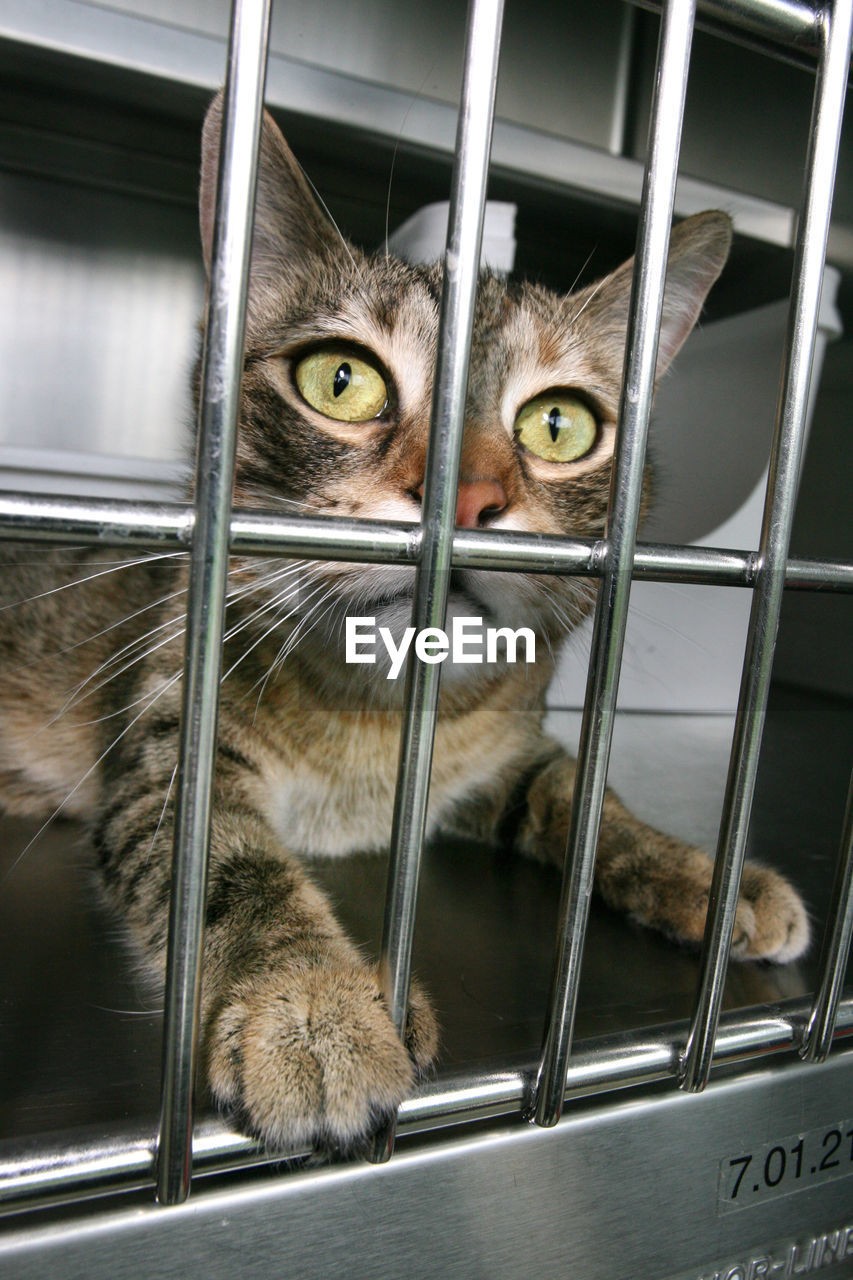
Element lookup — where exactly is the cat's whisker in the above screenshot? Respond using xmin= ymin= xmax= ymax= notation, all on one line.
xmin=567 ymin=274 xmax=608 ymax=325
xmin=268 ymin=589 xmax=341 ymax=678
xmin=247 ymin=585 xmax=342 ymax=711
xmin=245 ymin=605 xmax=328 ymax=714
xmin=383 ymin=62 xmax=439 ymax=260
xmin=40 ymin=563 xmax=309 ymax=728
xmin=219 ymin=593 xmax=305 ymax=672
xmin=86 ymin=1004 xmax=162 ymax=1016
xmin=53 ymin=617 xmax=189 ymax=719
xmin=241 ymin=494 xmax=320 ymax=514
xmin=298 ymin=166 xmax=363 ymax=283
xmin=47 ymin=584 xmax=191 ymax=666
xmin=219 ymin=574 xmax=333 ymax=691
xmin=65 ymin=651 xmax=189 ymax=727
xmin=142 ymin=757 xmax=179 ymax=868
xmin=626 ymin=599 xmax=718 ymax=656
xmin=40 ymin=562 xmax=315 ymax=729
xmin=566 ymin=245 xmax=599 ymax=297
xmin=221 ymin=563 xmax=323 ymax=638
xmin=0 ymin=550 xmax=187 ymax=614
xmin=225 ymin=558 xmax=316 ymax=602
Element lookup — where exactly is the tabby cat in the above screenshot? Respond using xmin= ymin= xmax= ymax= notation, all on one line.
xmin=0 ymin=97 xmax=809 ymax=1151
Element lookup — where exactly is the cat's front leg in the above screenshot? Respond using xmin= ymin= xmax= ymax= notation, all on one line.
xmin=199 ymin=817 xmax=438 ymax=1149
xmin=96 ymin=786 xmax=437 ymax=1151
xmin=511 ymin=742 xmax=810 ymax=962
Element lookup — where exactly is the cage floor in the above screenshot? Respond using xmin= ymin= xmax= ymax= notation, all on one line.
xmin=1 ymin=683 xmax=851 ymax=1145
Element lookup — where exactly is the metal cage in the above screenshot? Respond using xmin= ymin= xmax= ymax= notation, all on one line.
xmin=1 ymin=0 xmax=852 ymax=1276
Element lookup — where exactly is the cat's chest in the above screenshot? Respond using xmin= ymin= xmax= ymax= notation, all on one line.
xmin=250 ymin=707 xmax=525 ymax=858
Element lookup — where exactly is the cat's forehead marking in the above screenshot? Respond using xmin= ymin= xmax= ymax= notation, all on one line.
xmin=321 ymin=273 xmax=439 ymax=416
xmin=493 ymin=296 xmax=619 ymax=433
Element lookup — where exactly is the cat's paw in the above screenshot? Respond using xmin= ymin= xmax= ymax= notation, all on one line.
xmin=603 ymin=837 xmax=809 ymax=964
xmin=732 ymin=862 xmax=810 ymax=962
xmin=205 ymin=962 xmax=438 ymax=1152
xmin=656 ymin=856 xmax=809 ymax=963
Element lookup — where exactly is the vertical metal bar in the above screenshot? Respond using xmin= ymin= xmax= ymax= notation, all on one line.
xmin=370 ymin=0 xmax=505 ymax=1163
xmin=681 ymin=0 xmax=853 ymax=1094
xmin=532 ymin=0 xmax=696 ymax=1130
xmin=156 ymin=0 xmax=271 ymax=1206
xmin=801 ymin=768 xmax=853 ymax=1062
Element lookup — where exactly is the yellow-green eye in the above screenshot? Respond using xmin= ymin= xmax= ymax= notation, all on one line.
xmin=514 ymin=392 xmax=597 ymax=462
xmin=294 ymin=348 xmax=388 ymax=422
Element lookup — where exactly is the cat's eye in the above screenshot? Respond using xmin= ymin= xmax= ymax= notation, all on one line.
xmin=514 ymin=392 xmax=597 ymax=463
xmin=294 ymin=347 xmax=388 ymax=422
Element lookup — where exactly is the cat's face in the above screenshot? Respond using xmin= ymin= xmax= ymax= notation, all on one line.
xmin=198 ymin=98 xmax=731 ymax=704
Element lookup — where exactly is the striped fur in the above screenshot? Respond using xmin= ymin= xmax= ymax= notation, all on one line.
xmin=0 ymin=99 xmax=808 ymax=1151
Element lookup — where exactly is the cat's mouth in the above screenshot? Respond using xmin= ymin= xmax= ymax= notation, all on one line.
xmin=362 ymin=571 xmax=491 ymax=622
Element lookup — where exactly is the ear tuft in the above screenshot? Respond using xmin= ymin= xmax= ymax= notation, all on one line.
xmin=199 ymin=91 xmax=345 ymax=296
xmin=573 ymin=210 xmax=733 ymax=381
xmin=657 ymin=210 xmax=733 ymax=371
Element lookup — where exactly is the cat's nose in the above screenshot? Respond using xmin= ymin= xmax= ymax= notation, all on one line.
xmin=455 ymin=478 xmax=508 ymax=528
xmin=411 ymin=478 xmax=508 ymax=527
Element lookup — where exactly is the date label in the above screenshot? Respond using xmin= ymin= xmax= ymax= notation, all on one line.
xmin=720 ymin=1120 xmax=853 ymax=1212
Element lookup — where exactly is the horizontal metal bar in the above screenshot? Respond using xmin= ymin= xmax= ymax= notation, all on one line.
xmin=3 ymin=996 xmax=851 ymax=1218
xmin=0 ymin=495 xmax=851 ymax=591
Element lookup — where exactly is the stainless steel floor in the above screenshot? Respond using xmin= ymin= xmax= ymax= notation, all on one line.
xmin=1 ymin=682 xmax=850 ymax=1149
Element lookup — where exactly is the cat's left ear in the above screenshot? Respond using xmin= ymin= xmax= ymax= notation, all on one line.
xmin=199 ymin=92 xmax=345 ymax=302
xmin=578 ymin=211 xmax=733 ymax=378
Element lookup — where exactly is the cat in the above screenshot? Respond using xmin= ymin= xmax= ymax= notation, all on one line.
xmin=0 ymin=96 xmax=809 ymax=1153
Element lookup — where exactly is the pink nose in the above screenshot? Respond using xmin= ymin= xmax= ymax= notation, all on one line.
xmin=413 ymin=478 xmax=508 ymax=528
xmin=455 ymin=479 xmax=508 ymax=528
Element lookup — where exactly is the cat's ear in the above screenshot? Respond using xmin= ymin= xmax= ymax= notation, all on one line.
xmin=578 ymin=211 xmax=733 ymax=378
xmin=199 ymin=92 xmax=345 ymax=297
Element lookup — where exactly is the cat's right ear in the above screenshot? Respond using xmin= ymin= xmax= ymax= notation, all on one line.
xmin=573 ymin=211 xmax=733 ymax=381
xmin=200 ymin=92 xmax=344 ymax=299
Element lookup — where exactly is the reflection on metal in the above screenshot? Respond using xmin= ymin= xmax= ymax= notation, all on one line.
xmin=631 ymin=0 xmax=821 ymax=49
xmin=608 ymin=3 xmax=639 ymax=157
xmin=371 ymin=0 xmax=505 ymax=1164
xmin=156 ymin=0 xmax=272 ymax=1207
xmin=534 ymin=0 xmax=697 ymax=1129
xmin=681 ymin=0 xmax=853 ymax=1094
xmin=802 ymin=771 xmax=853 ymax=1062
xmin=3 ymin=996 xmax=852 ymax=1217
xmin=4 ymin=1055 xmax=853 ymax=1280
xmin=0 ymin=494 xmax=851 ymax=592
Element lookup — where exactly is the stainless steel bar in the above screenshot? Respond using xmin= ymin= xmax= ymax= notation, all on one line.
xmin=0 ymin=493 xmax=196 ymax=547
xmin=0 ymin=494 xmax=851 ymax=590
xmin=5 ymin=997 xmax=853 ymax=1218
xmin=681 ymin=0 xmax=853 ymax=1094
xmin=630 ymin=0 xmax=820 ymax=49
xmin=533 ymin=0 xmax=697 ymax=1129
xmin=156 ymin=0 xmax=271 ymax=1207
xmin=370 ymin=0 xmax=505 ymax=1165
xmin=801 ymin=769 xmax=853 ymax=1062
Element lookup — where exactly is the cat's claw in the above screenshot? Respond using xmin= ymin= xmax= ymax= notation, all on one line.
xmin=205 ymin=962 xmax=438 ymax=1152
xmin=731 ymin=862 xmax=811 ymax=963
